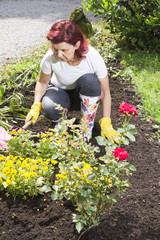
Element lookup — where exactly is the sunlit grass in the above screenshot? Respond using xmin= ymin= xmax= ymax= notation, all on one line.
xmin=119 ymin=50 xmax=160 ymax=123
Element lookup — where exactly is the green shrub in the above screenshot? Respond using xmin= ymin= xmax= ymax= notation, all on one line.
xmin=83 ymin=0 xmax=160 ymax=50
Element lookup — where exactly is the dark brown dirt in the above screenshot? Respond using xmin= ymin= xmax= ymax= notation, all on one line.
xmin=0 ymin=64 xmax=160 ymax=240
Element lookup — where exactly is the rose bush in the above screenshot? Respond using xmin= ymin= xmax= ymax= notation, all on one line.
xmin=112 ymin=147 xmax=129 ymax=161
xmin=51 ymin=102 xmax=137 ymax=234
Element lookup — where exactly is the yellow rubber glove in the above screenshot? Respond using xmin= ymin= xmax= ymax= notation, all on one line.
xmin=99 ymin=117 xmax=120 ymax=143
xmin=25 ymin=102 xmax=42 ymax=124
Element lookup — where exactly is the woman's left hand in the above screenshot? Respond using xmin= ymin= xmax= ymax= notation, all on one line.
xmin=99 ymin=117 xmax=120 ymax=143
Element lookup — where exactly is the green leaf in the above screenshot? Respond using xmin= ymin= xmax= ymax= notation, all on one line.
xmin=51 ymin=191 xmax=59 ymax=201
xmin=0 ymin=85 xmax=6 ymax=103
xmin=72 ymin=214 xmax=81 ymax=222
xmin=81 ymin=189 xmax=91 ymax=197
xmin=52 ymin=185 xmax=59 ymax=191
xmin=51 ymin=153 xmax=60 ymax=159
xmin=38 ymin=185 xmax=51 ymax=193
xmin=96 ymin=136 xmax=107 ymax=145
xmin=126 ymin=132 xmax=135 ymax=142
xmin=76 ymin=222 xmax=84 ymax=233
xmin=78 ymin=163 xmax=84 ymax=169
xmin=138 ymin=39 xmax=144 ymax=47
xmin=89 ymin=206 xmax=96 ymax=212
xmin=2 ymin=182 xmax=7 ymax=188
xmin=92 ymin=219 xmax=98 ymax=226
xmin=128 ymin=164 xmax=136 ymax=171
xmin=117 ymin=127 xmax=125 ymax=133
xmin=131 ymin=38 xmax=138 ymax=44
xmin=123 ymin=138 xmax=129 ymax=145
xmin=127 ymin=124 xmax=137 ymax=134
xmin=0 ymin=172 xmax=7 ymax=179
xmin=77 ymin=195 xmax=86 ymax=203
xmin=87 ymin=173 xmax=95 ymax=180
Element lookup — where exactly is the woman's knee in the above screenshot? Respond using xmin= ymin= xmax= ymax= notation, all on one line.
xmin=78 ymin=73 xmax=101 ymax=96
xmin=42 ymin=87 xmax=70 ymax=120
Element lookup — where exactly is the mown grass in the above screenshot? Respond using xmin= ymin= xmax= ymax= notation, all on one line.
xmin=119 ymin=50 xmax=160 ymax=123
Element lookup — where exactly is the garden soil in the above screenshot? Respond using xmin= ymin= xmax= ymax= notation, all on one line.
xmin=0 ymin=1 xmax=160 ymax=240
xmin=0 ymin=69 xmax=160 ymax=240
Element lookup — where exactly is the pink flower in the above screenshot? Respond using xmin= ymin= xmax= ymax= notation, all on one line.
xmin=5 ymin=68 xmax=12 ymax=73
xmin=119 ymin=101 xmax=138 ymax=117
xmin=112 ymin=147 xmax=129 ymax=161
xmin=0 ymin=126 xmax=11 ymax=149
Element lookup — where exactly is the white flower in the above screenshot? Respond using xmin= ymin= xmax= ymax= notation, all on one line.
xmin=36 ymin=177 xmax=44 ymax=186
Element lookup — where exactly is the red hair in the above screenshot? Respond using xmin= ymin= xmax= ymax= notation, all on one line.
xmin=46 ymin=20 xmax=89 ymax=60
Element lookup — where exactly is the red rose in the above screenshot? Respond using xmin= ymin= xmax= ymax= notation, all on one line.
xmin=119 ymin=101 xmax=138 ymax=117
xmin=112 ymin=147 xmax=129 ymax=161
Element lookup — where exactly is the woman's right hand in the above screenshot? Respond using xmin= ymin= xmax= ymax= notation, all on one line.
xmin=25 ymin=102 xmax=42 ymax=124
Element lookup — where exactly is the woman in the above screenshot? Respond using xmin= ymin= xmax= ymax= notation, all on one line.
xmin=25 ymin=20 xmax=119 ymax=141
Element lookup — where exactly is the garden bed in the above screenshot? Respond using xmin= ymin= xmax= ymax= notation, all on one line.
xmin=0 ymin=72 xmax=160 ymax=240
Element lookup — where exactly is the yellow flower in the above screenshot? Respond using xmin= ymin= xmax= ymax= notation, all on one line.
xmin=83 ymin=162 xmax=92 ymax=170
xmin=42 ymin=166 xmax=48 ymax=171
xmin=30 ymin=172 xmax=37 ymax=177
xmin=17 ymin=160 xmax=21 ymax=166
xmin=37 ymin=132 xmax=41 ymax=137
xmin=25 ymin=163 xmax=30 ymax=169
xmin=11 ymin=176 xmax=15 ymax=182
xmin=31 ymin=165 xmax=37 ymax=171
xmin=18 ymin=167 xmax=23 ymax=175
xmin=42 ymin=133 xmax=46 ymax=138
xmin=93 ymin=167 xmax=98 ymax=171
xmin=36 ymin=158 xmax=41 ymax=163
xmin=6 ymin=178 xmax=11 ymax=187
xmin=3 ymin=167 xmax=10 ymax=175
xmin=10 ymin=169 xmax=17 ymax=175
xmin=23 ymin=172 xmax=30 ymax=180
xmin=6 ymin=160 xmax=14 ymax=167
xmin=75 ymin=166 xmax=80 ymax=172
xmin=85 ymin=179 xmax=91 ymax=183
xmin=17 ymin=129 xmax=22 ymax=134
xmin=56 ymin=173 xmax=66 ymax=180
xmin=51 ymin=160 xmax=57 ymax=165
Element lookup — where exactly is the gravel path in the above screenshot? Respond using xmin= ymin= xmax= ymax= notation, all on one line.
xmin=0 ymin=0 xmax=95 ymax=68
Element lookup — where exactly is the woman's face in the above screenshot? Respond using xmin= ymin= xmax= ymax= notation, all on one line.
xmin=52 ymin=41 xmax=80 ymax=63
